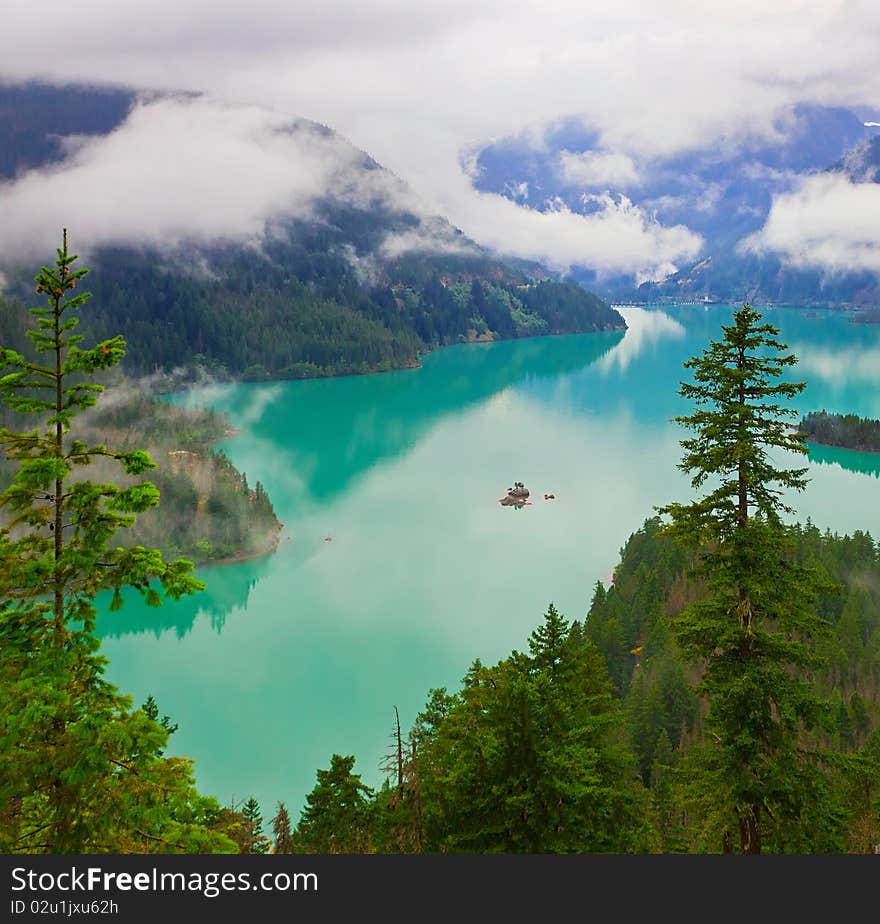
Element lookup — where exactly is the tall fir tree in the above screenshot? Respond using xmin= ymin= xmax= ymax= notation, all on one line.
xmin=241 ymin=797 xmax=270 ymax=854
xmin=294 ymin=755 xmax=374 ymax=853
xmin=0 ymin=231 xmax=230 ymax=853
xmin=657 ymin=303 xmax=832 ymax=853
xmin=271 ymin=802 xmax=295 ymax=854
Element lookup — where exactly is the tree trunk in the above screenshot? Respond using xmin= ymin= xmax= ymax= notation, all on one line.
xmin=739 ymin=804 xmax=761 ymax=854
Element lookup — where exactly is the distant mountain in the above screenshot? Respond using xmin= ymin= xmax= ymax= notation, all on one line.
xmin=0 ymin=81 xmax=136 ymax=179
xmin=473 ymin=104 xmax=880 ymax=305
xmin=0 ymin=82 xmax=624 ymax=379
xmin=835 ymin=135 xmax=880 ymax=184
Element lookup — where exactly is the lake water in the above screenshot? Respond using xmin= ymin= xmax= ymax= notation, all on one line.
xmin=97 ymin=304 xmax=880 ymax=818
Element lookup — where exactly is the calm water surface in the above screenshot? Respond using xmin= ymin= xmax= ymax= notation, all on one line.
xmin=97 ymin=305 xmax=880 ymax=815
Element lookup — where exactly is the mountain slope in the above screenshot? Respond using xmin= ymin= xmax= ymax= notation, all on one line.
xmin=0 ymin=83 xmax=624 ymax=379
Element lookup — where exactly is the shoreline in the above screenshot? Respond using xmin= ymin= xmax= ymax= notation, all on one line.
xmin=193 ymin=323 xmax=628 ymax=388
xmin=204 ymin=427 xmax=241 ymax=447
xmin=806 ymin=438 xmax=880 ymax=456
xmin=195 ymin=521 xmax=286 ymax=570
xmin=179 ymin=324 xmax=627 ymax=569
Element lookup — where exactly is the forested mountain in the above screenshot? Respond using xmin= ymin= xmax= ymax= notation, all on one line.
xmin=472 ymin=104 xmax=880 ymax=305
xmin=0 ymin=82 xmax=624 ymax=380
xmin=0 ymin=81 xmax=136 ymax=179
xmin=585 ymin=518 xmax=879 ymax=846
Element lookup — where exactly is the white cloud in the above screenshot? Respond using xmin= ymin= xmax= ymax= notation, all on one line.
xmin=743 ymin=173 xmax=880 ymax=272
xmin=0 ymin=93 xmax=701 ymax=280
xmin=444 ymin=188 xmax=702 ymax=279
xmin=0 ymin=96 xmax=427 ymax=261
xmin=379 ymin=225 xmax=478 ymax=260
xmin=2 ymin=0 xmax=878 ymax=275
xmin=557 ymin=150 xmax=640 ymax=188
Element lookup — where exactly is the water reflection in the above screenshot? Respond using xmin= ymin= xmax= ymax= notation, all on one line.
xmin=177 ymin=329 xmax=625 ymax=507
xmin=807 ymin=442 xmax=880 ymax=479
xmin=794 ymin=342 xmax=880 ymax=389
xmin=598 ymin=306 xmax=685 ymax=374
xmin=96 ymin=306 xmax=880 ymax=818
xmin=98 ymin=553 xmax=274 ymax=639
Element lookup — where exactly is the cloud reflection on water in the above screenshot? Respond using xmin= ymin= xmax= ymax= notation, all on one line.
xmin=598 ymin=305 xmax=685 ymax=374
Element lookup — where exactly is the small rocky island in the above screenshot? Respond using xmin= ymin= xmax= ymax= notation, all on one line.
xmin=499 ymin=481 xmax=531 ymax=507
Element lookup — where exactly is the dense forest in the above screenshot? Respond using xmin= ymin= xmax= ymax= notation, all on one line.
xmin=2 ymin=235 xmax=622 ymax=380
xmin=0 ymin=228 xmax=623 ymax=383
xmin=0 ymin=388 xmax=281 ymax=567
xmin=801 ymin=410 xmax=880 ymax=454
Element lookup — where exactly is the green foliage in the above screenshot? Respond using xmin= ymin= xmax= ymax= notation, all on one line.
xmin=588 ymin=515 xmax=880 ymax=852
xmin=0 ymin=232 xmax=230 ymax=853
xmin=294 ymin=755 xmax=375 ymax=853
xmin=1 ymin=232 xmax=623 ymax=381
xmin=56 ymin=394 xmax=283 ymax=565
xmin=413 ymin=604 xmax=651 ymax=853
xmin=271 ymin=802 xmax=295 ymax=854
xmin=656 ymin=303 xmax=839 ymax=852
xmin=240 ymin=797 xmax=270 ymax=854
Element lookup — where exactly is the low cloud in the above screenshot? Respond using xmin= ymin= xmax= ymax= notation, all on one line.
xmin=0 ymin=91 xmax=703 ymax=280
xmin=449 ymin=189 xmax=702 ymax=280
xmin=379 ymin=215 xmax=480 ymax=260
xmin=557 ymin=150 xmax=640 ymax=188
xmin=0 ymin=95 xmax=425 ymax=262
xmin=743 ymin=173 xmax=880 ymax=272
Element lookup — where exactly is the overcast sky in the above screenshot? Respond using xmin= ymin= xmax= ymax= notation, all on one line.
xmin=2 ymin=0 xmax=879 ymax=276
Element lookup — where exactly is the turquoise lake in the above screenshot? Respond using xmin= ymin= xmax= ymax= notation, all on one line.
xmin=97 ymin=304 xmax=880 ymax=817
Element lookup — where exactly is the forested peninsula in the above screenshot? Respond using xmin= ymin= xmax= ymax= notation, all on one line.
xmin=801 ymin=410 xmax=880 ymax=454
xmin=0 ymin=387 xmax=281 ymax=567
xmin=2 ymin=251 xmax=624 ymax=382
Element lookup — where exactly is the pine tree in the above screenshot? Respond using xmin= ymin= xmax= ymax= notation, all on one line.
xmin=271 ymin=802 xmax=295 ymax=854
xmin=417 ymin=605 xmax=651 ymax=853
xmin=241 ymin=797 xmax=269 ymax=854
xmin=294 ymin=755 xmax=374 ymax=853
xmin=0 ymin=232 xmax=229 ymax=853
xmin=657 ymin=303 xmax=832 ymax=853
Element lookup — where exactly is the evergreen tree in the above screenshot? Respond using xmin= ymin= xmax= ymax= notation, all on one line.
xmin=294 ymin=754 xmax=374 ymax=853
xmin=417 ymin=605 xmax=651 ymax=853
xmin=0 ymin=232 xmax=229 ymax=853
xmin=272 ymin=802 xmax=295 ymax=854
xmin=657 ymin=303 xmax=832 ymax=853
xmin=241 ymin=797 xmax=269 ymax=854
